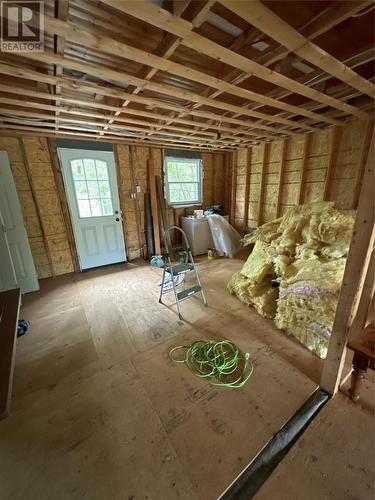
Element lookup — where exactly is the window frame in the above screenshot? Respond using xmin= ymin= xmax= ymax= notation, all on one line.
xmin=164 ymin=156 xmax=203 ymax=207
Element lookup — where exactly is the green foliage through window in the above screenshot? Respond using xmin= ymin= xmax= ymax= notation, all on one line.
xmin=165 ymin=158 xmax=201 ymax=205
xmin=71 ymin=159 xmax=113 ymax=218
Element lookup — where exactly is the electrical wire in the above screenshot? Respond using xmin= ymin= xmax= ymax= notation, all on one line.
xmin=169 ymin=339 xmax=253 ymax=388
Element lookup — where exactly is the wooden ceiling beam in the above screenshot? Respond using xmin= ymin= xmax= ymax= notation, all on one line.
xmin=103 ymin=0 xmax=368 ymax=118
xmin=220 ymin=0 xmax=375 ymax=99
xmin=0 ymin=84 xmax=266 ymax=141
xmin=149 ymin=0 xmax=369 ymax=136
xmin=173 ymin=1 xmax=190 ymax=18
xmin=211 ymin=47 xmax=375 ymax=139
xmin=101 ymin=1 xmax=213 ymax=135
xmin=0 ymin=107 xmax=252 ymax=146
xmin=147 ymin=24 xmax=267 ymax=138
xmin=6 ymin=51 xmax=308 ymax=134
xmin=35 ymin=14 xmax=336 ymax=128
xmin=0 ymin=124 xmax=230 ymax=151
xmin=208 ymin=1 xmax=372 ymax=125
xmin=257 ymin=0 xmax=372 ymax=68
xmin=251 ymin=47 xmax=375 ymax=114
xmin=0 ymin=118 xmax=234 ymax=149
xmin=0 ymin=65 xmax=279 ymax=140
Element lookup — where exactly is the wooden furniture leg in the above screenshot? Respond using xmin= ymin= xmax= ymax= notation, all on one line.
xmin=349 ymin=352 xmax=369 ymax=403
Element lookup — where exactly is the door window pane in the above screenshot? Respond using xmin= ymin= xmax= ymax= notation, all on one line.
xmin=98 ymin=181 xmax=110 ymax=198
xmin=74 ymin=181 xmax=88 ymax=199
xmin=84 ymin=160 xmax=97 ymax=180
xmin=77 ymin=199 xmax=91 ymax=217
xmin=87 ymin=181 xmax=100 ymax=199
xmin=96 ymin=161 xmax=109 ymax=180
xmin=89 ymin=199 xmax=102 ymax=216
xmin=101 ymin=199 xmax=113 ymax=215
xmin=71 ymin=160 xmax=85 ymax=180
xmin=70 ymin=158 xmax=115 ymax=218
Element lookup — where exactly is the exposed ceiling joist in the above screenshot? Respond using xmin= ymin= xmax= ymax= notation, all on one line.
xmin=0 ymin=65 xmax=280 ymax=140
xmin=103 ymin=0 xmax=369 ymax=118
xmin=34 ymin=14 xmax=342 ymax=128
xmin=8 ymin=51 xmax=313 ymax=134
xmin=220 ymin=0 xmax=375 ymax=99
xmin=0 ymin=0 xmax=373 ymax=150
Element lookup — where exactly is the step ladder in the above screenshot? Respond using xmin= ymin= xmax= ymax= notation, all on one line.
xmin=158 ymin=225 xmax=208 ymax=320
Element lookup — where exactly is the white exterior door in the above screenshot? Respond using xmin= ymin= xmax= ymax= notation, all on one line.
xmin=0 ymin=151 xmax=39 ymax=293
xmin=58 ymin=149 xmax=126 ymax=270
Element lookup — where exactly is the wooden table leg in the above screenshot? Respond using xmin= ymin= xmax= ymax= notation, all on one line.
xmin=349 ymin=352 xmax=369 ymax=403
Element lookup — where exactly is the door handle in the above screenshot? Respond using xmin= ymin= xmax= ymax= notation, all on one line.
xmin=115 ymin=217 xmax=120 ymax=222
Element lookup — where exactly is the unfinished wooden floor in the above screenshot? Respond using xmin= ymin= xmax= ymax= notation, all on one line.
xmin=0 ymin=255 xmax=333 ymax=499
xmin=255 ymin=374 xmax=375 ymax=500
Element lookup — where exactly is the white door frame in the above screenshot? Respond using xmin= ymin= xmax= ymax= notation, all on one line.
xmin=58 ymin=148 xmax=126 ymax=270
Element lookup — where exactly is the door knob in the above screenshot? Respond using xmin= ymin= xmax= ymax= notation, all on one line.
xmin=115 ymin=217 xmax=120 ymax=222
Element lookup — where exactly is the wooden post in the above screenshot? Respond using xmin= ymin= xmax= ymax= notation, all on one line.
xmin=276 ymin=138 xmax=287 ymax=218
xmin=147 ymin=155 xmax=161 ymax=254
xmin=258 ymin=142 xmax=268 ymax=226
xmin=297 ymin=134 xmax=310 ymax=205
xmin=323 ymin=126 xmax=340 ymax=201
xmin=352 ymin=119 xmax=374 ymax=209
xmin=230 ymin=151 xmax=237 ymax=226
xmin=349 ymin=251 xmax=375 ymax=337
xmin=211 ymin=154 xmax=217 ymax=206
xmin=224 ymin=152 xmax=231 ymax=215
xmin=320 ymin=131 xmax=375 ymax=396
xmin=243 ymin=147 xmax=252 ymax=231
xmin=129 ymin=146 xmax=144 ymax=258
xmin=113 ymin=144 xmax=130 ymax=260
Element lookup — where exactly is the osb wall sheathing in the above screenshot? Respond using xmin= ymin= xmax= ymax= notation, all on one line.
xmin=116 ymin=145 xmax=226 ymax=256
xmin=0 ymin=135 xmax=226 ymax=279
xmin=232 ymin=119 xmax=373 ymax=231
xmin=0 ymin=136 xmax=74 ymax=278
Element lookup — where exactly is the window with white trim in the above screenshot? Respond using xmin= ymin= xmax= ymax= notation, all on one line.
xmin=164 ymin=157 xmax=202 ymax=206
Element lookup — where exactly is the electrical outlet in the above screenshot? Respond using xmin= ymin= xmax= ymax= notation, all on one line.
xmin=136 ymin=185 xmax=141 ymax=193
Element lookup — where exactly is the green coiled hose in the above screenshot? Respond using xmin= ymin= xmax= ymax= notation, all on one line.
xmin=169 ymin=339 xmax=253 ymax=388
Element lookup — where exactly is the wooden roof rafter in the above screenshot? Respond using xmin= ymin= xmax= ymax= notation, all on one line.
xmin=0 ymin=0 xmax=373 ymax=151
xmin=154 ymin=0 xmax=372 ymax=136
xmin=0 ymin=63 xmax=283 ymax=141
xmin=105 ymin=0 xmax=371 ymax=117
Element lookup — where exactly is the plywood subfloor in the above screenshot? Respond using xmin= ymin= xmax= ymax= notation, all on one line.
xmin=0 ymin=256 xmax=320 ymax=500
xmin=255 ymin=373 xmax=375 ymax=500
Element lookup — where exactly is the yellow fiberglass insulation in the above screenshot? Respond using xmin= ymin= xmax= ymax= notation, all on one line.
xmin=228 ymin=241 xmax=278 ymax=318
xmin=228 ymin=202 xmax=354 ymax=358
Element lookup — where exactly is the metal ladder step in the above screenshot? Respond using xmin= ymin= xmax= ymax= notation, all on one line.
xmin=158 ymin=225 xmax=208 ymax=320
xmin=177 ymin=285 xmax=201 ymax=301
xmin=166 ymin=263 xmax=194 ymax=275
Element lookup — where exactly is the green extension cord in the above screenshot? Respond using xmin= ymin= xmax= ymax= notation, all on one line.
xmin=169 ymin=340 xmax=253 ymax=388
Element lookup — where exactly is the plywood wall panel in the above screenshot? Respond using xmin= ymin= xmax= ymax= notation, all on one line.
xmin=0 ymin=137 xmax=23 ymax=162
xmin=232 ymin=119 xmax=371 ymax=230
xmin=287 ymin=135 xmax=305 ymax=160
xmin=1 ymin=134 xmax=226 ymax=276
xmin=304 ymin=182 xmax=325 ymax=203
